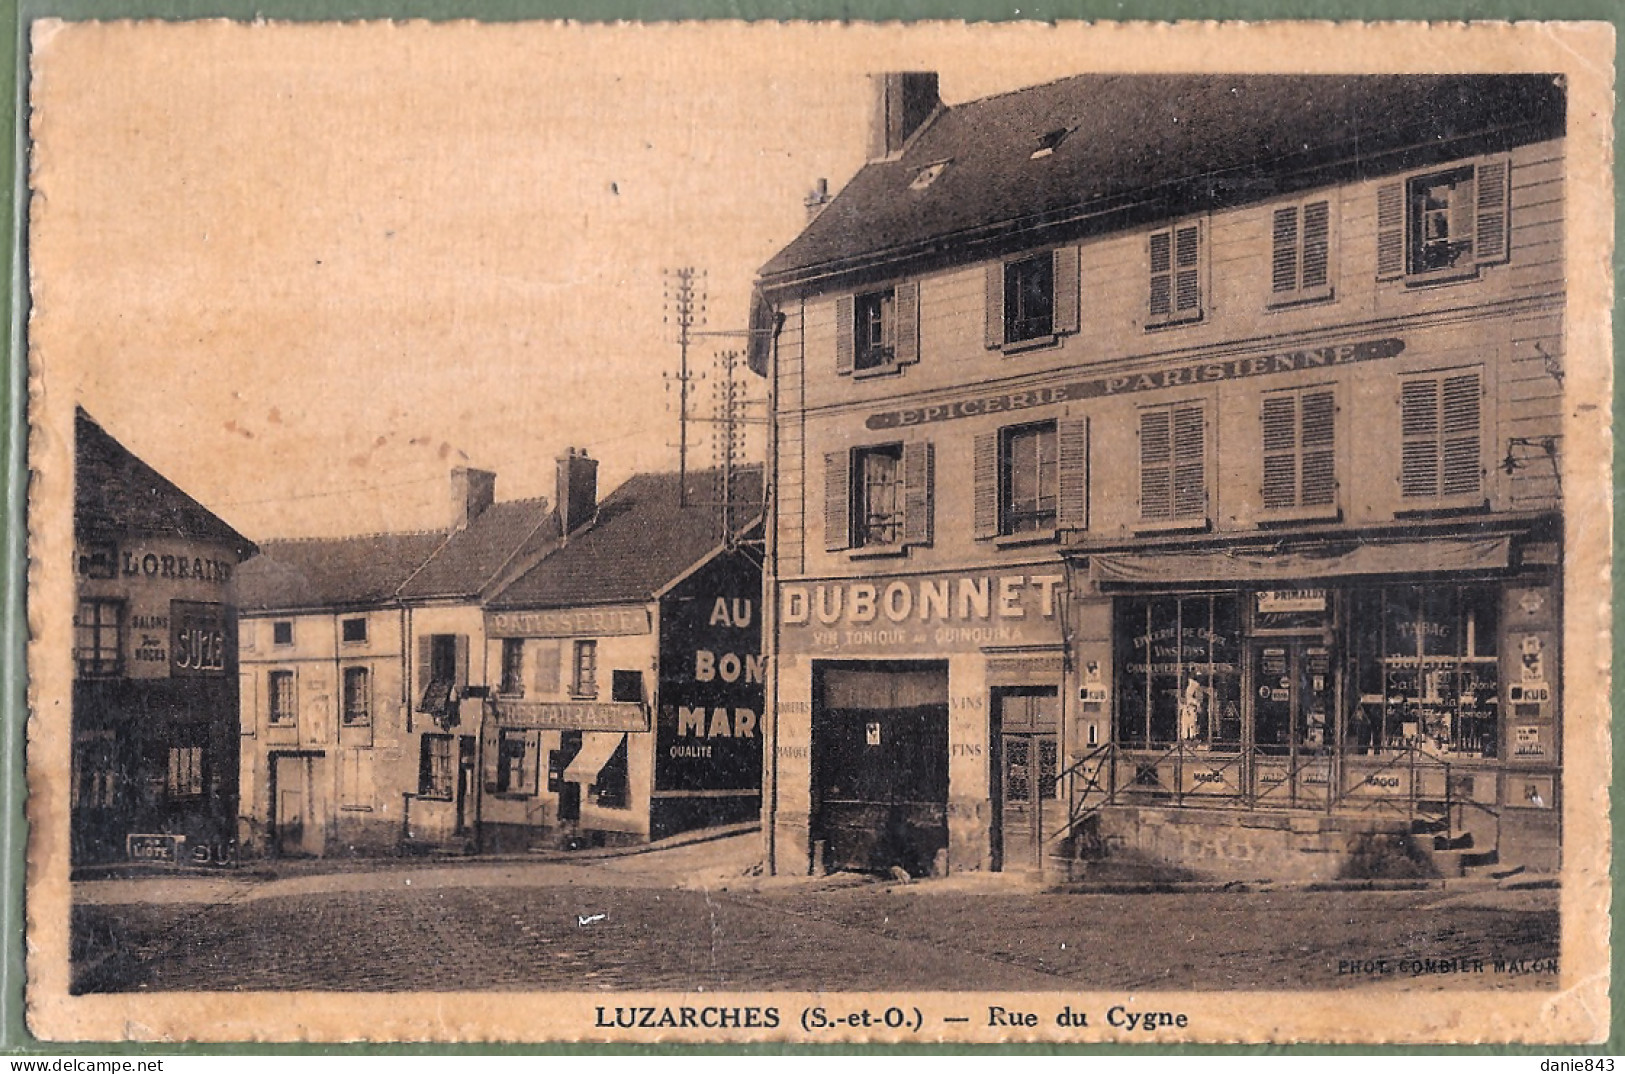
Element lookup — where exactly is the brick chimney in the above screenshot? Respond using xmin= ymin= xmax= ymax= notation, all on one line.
xmin=449 ymin=467 xmax=496 ymax=531
xmin=867 ymin=72 xmax=940 ymax=161
xmin=556 ymin=448 xmax=598 ymax=534
xmin=804 ymin=177 xmax=832 ymax=222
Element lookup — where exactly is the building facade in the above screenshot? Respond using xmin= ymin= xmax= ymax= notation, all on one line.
xmin=757 ymin=74 xmax=1565 ymax=879
xmin=235 ymin=468 xmax=556 ymax=857
xmin=73 ymin=409 xmax=258 ymax=865
xmin=481 ymin=465 xmax=764 ymax=850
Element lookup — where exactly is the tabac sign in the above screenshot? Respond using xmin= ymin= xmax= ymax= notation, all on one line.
xmin=781 ymin=571 xmax=1065 ymax=654
xmin=866 ymin=337 xmax=1404 ymax=430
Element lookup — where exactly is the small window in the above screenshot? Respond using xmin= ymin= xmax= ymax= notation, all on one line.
xmin=1005 ymin=254 xmax=1054 ymax=343
xmin=496 ymin=730 xmax=538 ymax=795
xmin=1261 ymin=388 xmax=1338 ymax=513
xmin=572 ymin=640 xmax=598 ymax=699
xmin=268 ymin=670 xmax=296 ymax=725
xmin=342 ymin=666 xmax=371 ymax=726
xmin=166 ymin=745 xmax=204 ymax=799
xmin=418 ymin=734 xmax=455 ymax=799
xmin=1269 ymin=200 xmax=1334 ymax=305
xmin=341 ymin=617 xmax=367 ymax=644
xmin=1410 ymin=166 xmax=1475 ymax=274
xmin=1400 ymin=369 xmax=1484 ymax=501
xmin=74 ymin=599 xmax=123 ymax=678
xmin=1147 ymin=222 xmax=1203 ymax=327
xmin=611 ymin=670 xmax=643 ymax=703
xmin=1002 ymin=422 xmax=1058 ymax=535
xmin=853 ymin=444 xmax=904 ymax=548
xmin=500 ymin=638 xmax=526 ymax=697
xmin=1139 ymin=403 xmax=1207 ymax=523
xmin=272 ymin=621 xmax=294 ymax=646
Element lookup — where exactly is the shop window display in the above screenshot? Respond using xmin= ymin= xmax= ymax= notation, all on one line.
xmin=1114 ymin=594 xmax=1241 ymax=749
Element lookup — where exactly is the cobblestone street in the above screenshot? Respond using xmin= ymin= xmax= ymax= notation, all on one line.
xmin=71 ymin=836 xmax=1560 ymax=995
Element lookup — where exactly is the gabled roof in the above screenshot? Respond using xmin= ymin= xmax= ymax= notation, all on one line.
xmin=232 ymin=531 xmax=448 ymax=614
xmin=759 ymin=74 xmax=1565 ymax=289
xmin=397 ymin=497 xmax=558 ymax=602
xmin=75 ymin=407 xmax=256 ymax=558
xmin=487 ymin=467 xmax=763 ymax=611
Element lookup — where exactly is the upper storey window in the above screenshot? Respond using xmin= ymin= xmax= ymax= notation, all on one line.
xmin=836 ymin=282 xmax=919 ymax=376
xmin=984 ymin=247 xmax=1080 ymax=351
xmin=1377 ymin=157 xmax=1511 ymax=284
xmin=1147 ymin=222 xmax=1204 ymax=328
xmin=1269 ymin=200 xmax=1335 ymax=306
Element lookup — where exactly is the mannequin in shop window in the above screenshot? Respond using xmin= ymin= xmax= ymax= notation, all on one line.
xmin=1178 ymin=679 xmax=1207 ymax=747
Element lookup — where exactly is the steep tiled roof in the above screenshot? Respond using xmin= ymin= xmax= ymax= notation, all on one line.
xmin=488 ymin=467 xmax=763 ymax=610
xmin=759 ymin=74 xmax=1564 ymax=287
xmin=397 ymin=497 xmax=558 ymax=601
xmin=232 ymin=531 xmax=449 ymax=614
xmin=75 ymin=407 xmax=256 ymax=558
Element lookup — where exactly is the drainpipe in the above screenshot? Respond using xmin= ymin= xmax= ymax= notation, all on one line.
xmin=762 ymin=299 xmax=783 ymax=876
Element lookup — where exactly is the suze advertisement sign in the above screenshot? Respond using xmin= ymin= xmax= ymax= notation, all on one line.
xmin=656 ymin=554 xmax=763 ymax=794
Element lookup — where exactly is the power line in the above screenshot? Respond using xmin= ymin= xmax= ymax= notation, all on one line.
xmin=212 ymin=474 xmax=444 ymax=508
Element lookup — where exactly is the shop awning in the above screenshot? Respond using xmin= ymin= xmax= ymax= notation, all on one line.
xmin=563 ymin=733 xmax=626 ymax=786
xmin=1089 ymin=535 xmax=1512 ymax=586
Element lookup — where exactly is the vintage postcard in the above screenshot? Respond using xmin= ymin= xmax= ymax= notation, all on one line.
xmin=23 ymin=18 xmax=1614 ymax=1044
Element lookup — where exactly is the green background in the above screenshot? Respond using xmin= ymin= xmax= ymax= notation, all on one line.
xmin=2 ymin=0 xmax=1618 ymax=1056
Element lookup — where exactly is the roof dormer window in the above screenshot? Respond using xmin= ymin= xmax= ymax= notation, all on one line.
xmin=909 ymin=160 xmax=950 ymax=191
xmin=1030 ymin=127 xmax=1073 ymax=159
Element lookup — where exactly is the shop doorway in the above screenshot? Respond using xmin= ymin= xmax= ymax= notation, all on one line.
xmin=1250 ymin=641 xmax=1333 ymax=752
xmin=991 ymin=686 xmax=1060 ymax=872
xmin=272 ymin=752 xmax=328 ymax=857
xmin=811 ymin=661 xmax=949 ymax=876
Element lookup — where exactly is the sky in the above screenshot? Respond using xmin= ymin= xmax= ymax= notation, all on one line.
xmin=28 ymin=20 xmax=1101 ymax=539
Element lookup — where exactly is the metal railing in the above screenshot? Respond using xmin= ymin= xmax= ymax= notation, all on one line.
xmin=1052 ymin=741 xmax=1502 ymax=857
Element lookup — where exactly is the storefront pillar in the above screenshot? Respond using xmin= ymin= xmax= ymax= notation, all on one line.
xmin=945 ymin=655 xmax=992 ymax=874
xmin=770 ymin=653 xmax=815 ymax=874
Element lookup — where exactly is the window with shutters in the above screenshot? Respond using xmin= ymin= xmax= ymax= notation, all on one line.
xmin=1399 ymin=369 xmax=1485 ymax=504
xmin=1377 ymin=158 xmax=1511 ymax=284
xmin=417 ymin=633 xmax=461 ymax=714
xmin=341 ymin=666 xmax=371 ymax=726
xmin=985 ymin=248 xmax=1079 ymax=351
xmin=976 ymin=418 xmax=1088 ymax=540
xmin=418 ymin=734 xmax=455 ymax=799
xmin=1138 ymin=403 xmax=1208 ymax=525
xmin=1147 ymin=222 xmax=1203 ymax=327
xmin=1268 ymin=200 xmax=1334 ymax=306
xmin=826 ymin=442 xmax=933 ymax=554
xmin=838 ymin=283 xmax=918 ymax=376
xmin=496 ymin=729 xmax=539 ymax=795
xmin=268 ymin=670 xmax=296 ymax=725
xmin=1260 ymin=387 xmax=1338 ymax=517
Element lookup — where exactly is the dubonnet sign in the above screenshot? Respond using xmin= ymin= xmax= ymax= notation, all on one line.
xmin=781 ymin=571 xmax=1066 ymax=654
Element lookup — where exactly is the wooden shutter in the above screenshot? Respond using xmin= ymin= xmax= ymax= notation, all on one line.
xmin=901 ymin=441 xmax=934 ymax=546
xmin=1449 ymin=171 xmax=1476 ymax=262
xmin=1376 ymin=181 xmax=1405 ymax=279
xmin=1474 ymin=158 xmax=1511 ymax=265
xmin=1172 ymin=405 xmax=1206 ymax=518
xmin=1300 ymin=391 xmax=1337 ymax=507
xmin=239 ymin=670 xmax=257 ymax=737
xmin=984 ymin=263 xmax=1005 ymax=348
xmin=523 ymin=731 xmax=542 ymax=795
xmin=1400 ymin=377 xmax=1442 ymax=497
xmin=1301 ymin=201 xmax=1331 ymax=290
xmin=533 ymin=641 xmax=560 ymax=695
xmin=1148 ymin=230 xmax=1173 ymax=318
xmin=453 ymin=634 xmax=470 ymax=692
xmin=834 ymin=295 xmax=855 ymax=375
xmin=1173 ymin=225 xmax=1201 ymax=316
xmin=1051 ymin=246 xmax=1080 ymax=334
xmin=415 ymin=633 xmax=433 ymax=697
xmin=1139 ymin=409 xmax=1173 ymax=520
xmin=1057 ymin=417 xmax=1089 ymax=530
xmin=973 ymin=432 xmax=1000 ymax=539
xmin=893 ymin=281 xmax=920 ymax=365
xmin=1440 ymin=372 xmax=1482 ymax=496
xmin=823 ymin=450 xmax=851 ymax=551
xmin=1261 ymin=394 xmax=1298 ymax=510
xmin=1271 ymin=208 xmax=1299 ymax=294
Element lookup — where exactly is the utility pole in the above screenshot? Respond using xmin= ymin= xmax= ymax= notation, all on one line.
xmin=662 ymin=267 xmax=707 ymax=506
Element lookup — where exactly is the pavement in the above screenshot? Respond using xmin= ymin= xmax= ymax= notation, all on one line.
xmin=69 ymin=829 xmax=1562 ymax=994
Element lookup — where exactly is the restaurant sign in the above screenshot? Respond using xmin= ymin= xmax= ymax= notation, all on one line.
xmin=866 ymin=337 xmax=1404 ymax=430
xmin=494 ymin=699 xmax=649 ymax=732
